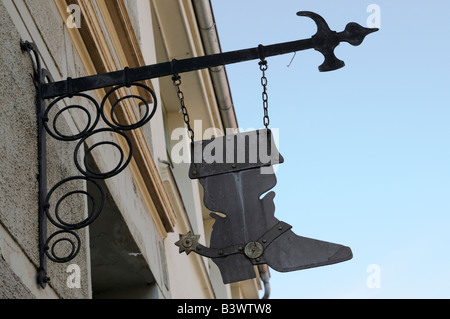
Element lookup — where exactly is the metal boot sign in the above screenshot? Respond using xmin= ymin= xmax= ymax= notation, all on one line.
xmin=176 ymin=129 xmax=353 ymax=284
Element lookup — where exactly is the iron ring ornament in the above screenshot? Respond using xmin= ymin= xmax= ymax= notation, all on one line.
xmin=43 ymin=93 xmax=101 ymax=141
xmin=100 ymin=82 xmax=158 ymax=131
xmin=44 ymin=176 xmax=105 ymax=231
xmin=73 ymin=128 xmax=134 ymax=179
xmin=43 ymin=176 xmax=104 ymax=265
xmin=20 ymin=10 xmax=378 ymax=289
xmin=44 ymin=230 xmax=81 ymax=264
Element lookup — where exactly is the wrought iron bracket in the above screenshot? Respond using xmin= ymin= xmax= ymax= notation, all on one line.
xmin=20 ymin=41 xmax=157 ymax=289
xmin=19 ymin=11 xmax=377 ymax=289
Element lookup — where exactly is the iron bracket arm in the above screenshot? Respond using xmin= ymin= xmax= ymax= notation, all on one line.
xmin=40 ymin=11 xmax=378 ymax=99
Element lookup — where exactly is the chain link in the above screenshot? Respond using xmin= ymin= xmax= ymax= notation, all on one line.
xmin=259 ymin=59 xmax=270 ymax=129
xmin=172 ymin=61 xmax=269 ymax=140
xmin=172 ymin=74 xmax=195 ymax=143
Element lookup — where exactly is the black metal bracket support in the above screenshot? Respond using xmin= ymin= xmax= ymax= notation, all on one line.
xmin=18 ymin=11 xmax=377 ymax=289
xmin=20 ymin=41 xmax=53 ymax=288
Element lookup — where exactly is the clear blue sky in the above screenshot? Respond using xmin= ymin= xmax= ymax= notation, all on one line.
xmin=211 ymin=0 xmax=450 ymax=299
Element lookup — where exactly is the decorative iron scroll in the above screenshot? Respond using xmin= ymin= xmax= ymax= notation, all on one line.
xmin=20 ymin=41 xmax=158 ymax=288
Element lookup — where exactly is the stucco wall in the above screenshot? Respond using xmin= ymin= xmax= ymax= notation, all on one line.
xmin=0 ymin=258 xmax=35 ymax=299
xmin=0 ymin=0 xmax=91 ymax=299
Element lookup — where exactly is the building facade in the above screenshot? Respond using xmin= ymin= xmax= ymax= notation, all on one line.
xmin=0 ymin=0 xmax=264 ymax=299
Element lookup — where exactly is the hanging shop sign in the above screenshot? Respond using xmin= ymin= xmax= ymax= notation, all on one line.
xmin=20 ymin=11 xmax=378 ymax=288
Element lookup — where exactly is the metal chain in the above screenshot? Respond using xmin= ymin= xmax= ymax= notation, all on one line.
xmin=259 ymin=59 xmax=270 ymax=129
xmin=172 ymin=74 xmax=195 ymax=143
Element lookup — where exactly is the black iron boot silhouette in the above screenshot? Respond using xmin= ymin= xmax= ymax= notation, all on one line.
xmin=176 ymin=129 xmax=352 ymax=284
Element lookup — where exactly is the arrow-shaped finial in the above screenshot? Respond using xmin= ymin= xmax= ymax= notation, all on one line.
xmin=297 ymin=11 xmax=379 ymax=72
